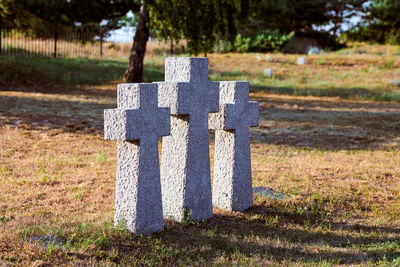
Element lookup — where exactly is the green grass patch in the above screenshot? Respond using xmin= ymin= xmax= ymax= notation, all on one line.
xmin=0 ymin=56 xmax=127 ymax=87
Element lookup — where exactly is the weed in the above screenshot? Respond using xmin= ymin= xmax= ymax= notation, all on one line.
xmin=265 ymin=215 xmax=280 ymax=227
xmin=95 ymin=151 xmax=107 ymax=163
xmin=181 ymin=208 xmax=195 ymax=226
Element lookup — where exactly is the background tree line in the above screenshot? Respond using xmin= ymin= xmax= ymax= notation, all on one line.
xmin=0 ymin=0 xmax=399 ymax=81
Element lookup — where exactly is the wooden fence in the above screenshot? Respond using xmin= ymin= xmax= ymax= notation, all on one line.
xmin=0 ymin=26 xmax=133 ymax=58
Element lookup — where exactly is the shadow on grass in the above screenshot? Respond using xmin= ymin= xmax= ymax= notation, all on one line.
xmin=0 ymin=94 xmax=113 ymax=135
xmin=210 ymin=69 xmax=251 ymax=79
xmin=1 ymin=91 xmax=400 ymax=151
xmin=42 ymin=203 xmax=400 ymax=265
xmin=253 ymin=94 xmax=400 ymax=151
xmin=252 ymin=85 xmax=400 ymax=102
xmin=0 ymin=54 xmax=164 ymax=97
xmin=159 ymin=209 xmax=400 ymax=265
xmin=0 ymin=55 xmax=399 ymax=151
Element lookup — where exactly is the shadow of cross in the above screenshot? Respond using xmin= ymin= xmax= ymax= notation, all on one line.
xmin=209 ymin=81 xmax=259 ymax=211
xmin=104 ymin=83 xmax=170 ymax=235
xmin=156 ymin=57 xmax=219 ymax=222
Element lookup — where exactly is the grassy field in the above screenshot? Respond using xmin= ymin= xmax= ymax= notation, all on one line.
xmin=0 ymin=44 xmax=400 ymax=266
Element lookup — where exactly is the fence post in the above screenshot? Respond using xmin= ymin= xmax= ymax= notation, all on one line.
xmin=54 ymin=27 xmax=58 ymax=58
xmin=100 ymin=29 xmax=103 ymax=57
xmin=0 ymin=22 xmax=2 ymax=55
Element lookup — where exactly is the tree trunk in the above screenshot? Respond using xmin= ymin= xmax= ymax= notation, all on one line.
xmin=170 ymin=38 xmax=174 ymax=55
xmin=124 ymin=5 xmax=150 ymax=83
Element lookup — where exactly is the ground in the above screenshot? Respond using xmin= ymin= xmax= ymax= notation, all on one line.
xmin=0 ymin=43 xmax=399 ymax=266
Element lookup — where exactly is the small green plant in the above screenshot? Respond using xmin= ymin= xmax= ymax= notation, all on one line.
xmin=95 ymin=151 xmax=107 ymax=163
xmin=149 ymin=238 xmax=181 ymax=264
xmin=72 ymin=186 xmax=87 ymax=200
xmin=316 ymin=58 xmax=325 ymax=65
xmin=37 ymin=161 xmax=62 ymax=184
xmin=386 ymin=29 xmax=400 ymax=45
xmin=296 ymin=206 xmax=308 ymax=216
xmin=265 ymin=215 xmax=280 ymax=227
xmin=384 ymin=57 xmax=395 ymax=69
xmin=0 ymin=215 xmax=11 ymax=223
xmin=181 ymin=208 xmax=194 ymax=225
xmin=44 ymin=240 xmax=55 ymax=260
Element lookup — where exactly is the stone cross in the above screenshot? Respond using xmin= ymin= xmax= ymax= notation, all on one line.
xmin=209 ymin=81 xmax=259 ymax=211
xmin=104 ymin=83 xmax=170 ymax=235
xmin=157 ymin=57 xmax=219 ymax=222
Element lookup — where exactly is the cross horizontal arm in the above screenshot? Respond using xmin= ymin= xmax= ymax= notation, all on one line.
xmin=104 ymin=107 xmax=170 ymax=141
xmin=209 ymin=101 xmax=259 ymax=131
xmin=246 ymin=101 xmax=259 ymax=128
xmin=157 ymin=81 xmax=219 ymax=115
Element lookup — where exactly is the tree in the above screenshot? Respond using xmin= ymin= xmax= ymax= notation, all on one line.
xmin=124 ymin=0 xmax=248 ymax=83
xmin=368 ymin=0 xmax=400 ymax=43
xmin=326 ymin=0 xmax=367 ymax=36
xmin=242 ymin=0 xmax=331 ymax=35
xmin=346 ymin=0 xmax=400 ymax=44
xmin=237 ymin=0 xmax=284 ymax=37
xmin=4 ymin=0 xmax=133 ymax=35
xmin=0 ymin=0 xmax=39 ymax=27
xmin=237 ymin=0 xmax=371 ymax=51
xmin=124 ymin=5 xmax=149 ymax=83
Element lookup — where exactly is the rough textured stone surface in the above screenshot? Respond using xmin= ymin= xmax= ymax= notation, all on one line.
xmin=297 ymin=57 xmax=306 ymax=65
xmin=104 ymin=83 xmax=170 ymax=235
xmin=209 ymin=81 xmax=259 ymax=211
xmin=263 ymin=68 xmax=273 ymax=78
xmin=156 ymin=57 xmax=218 ymax=222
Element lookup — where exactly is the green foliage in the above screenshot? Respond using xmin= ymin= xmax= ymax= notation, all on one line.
xmin=181 ymin=208 xmax=194 ymax=225
xmin=1 ymin=0 xmax=134 ymax=40
xmin=0 ymin=0 xmax=38 ymax=27
xmin=325 ymin=0 xmax=367 ymax=36
xmin=238 ymin=0 xmax=366 ymax=50
xmin=148 ymin=0 xmax=248 ymax=55
xmin=242 ymin=0 xmax=332 ymax=36
xmin=251 ymin=30 xmax=294 ymax=52
xmin=233 ymin=34 xmax=251 ymax=52
xmin=227 ymin=30 xmax=294 ymax=53
xmin=347 ymin=0 xmax=400 ymax=44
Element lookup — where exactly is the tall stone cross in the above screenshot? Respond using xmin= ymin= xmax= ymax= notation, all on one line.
xmin=209 ymin=81 xmax=259 ymax=211
xmin=104 ymin=83 xmax=170 ymax=234
xmin=157 ymin=57 xmax=219 ymax=222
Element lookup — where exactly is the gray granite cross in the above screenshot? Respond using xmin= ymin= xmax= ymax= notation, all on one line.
xmin=156 ymin=57 xmax=219 ymax=222
xmin=209 ymin=81 xmax=259 ymax=211
xmin=104 ymin=83 xmax=170 ymax=234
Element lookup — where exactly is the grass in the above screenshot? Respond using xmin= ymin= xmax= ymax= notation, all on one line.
xmin=1 ymin=42 xmax=400 ymax=101
xmin=0 ymin=43 xmax=400 ymax=265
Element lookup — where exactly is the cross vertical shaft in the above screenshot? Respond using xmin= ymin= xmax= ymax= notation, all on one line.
xmin=209 ymin=81 xmax=259 ymax=211
xmin=115 ymin=136 xmax=163 ymax=234
xmin=104 ymin=83 xmax=170 ymax=234
xmin=158 ymin=57 xmax=218 ymax=222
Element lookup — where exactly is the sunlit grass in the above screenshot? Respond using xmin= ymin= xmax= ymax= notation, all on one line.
xmin=3 ymin=42 xmax=400 ymax=101
xmin=0 ymin=43 xmax=400 ymax=265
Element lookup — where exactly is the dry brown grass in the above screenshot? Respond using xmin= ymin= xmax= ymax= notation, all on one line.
xmin=1 ymin=45 xmax=400 ymax=265
xmin=206 ymin=52 xmax=400 ymax=93
xmin=1 ymin=86 xmax=399 ymax=265
xmin=141 ymin=43 xmax=400 ymax=101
